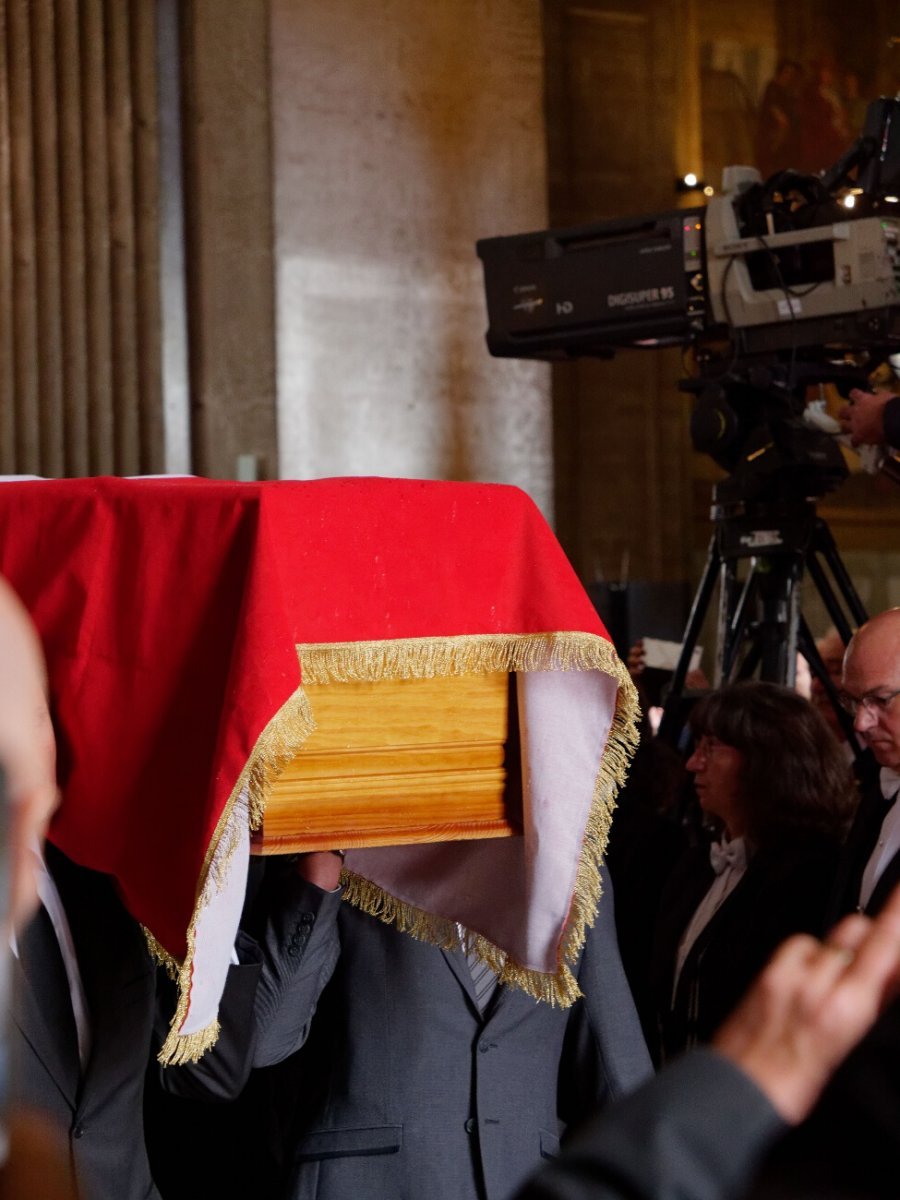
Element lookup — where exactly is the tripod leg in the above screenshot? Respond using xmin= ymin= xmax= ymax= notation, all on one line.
xmin=720 ymin=554 xmax=802 ymax=686
xmin=807 ymin=517 xmax=869 ymax=637
xmin=720 ymin=558 xmax=754 ymax=683
xmin=657 ymin=536 xmax=719 ymax=744
xmin=755 ymin=554 xmax=803 ymax=685
xmin=797 ymin=616 xmax=859 ymax=747
xmin=802 ymin=519 xmax=874 ymax=782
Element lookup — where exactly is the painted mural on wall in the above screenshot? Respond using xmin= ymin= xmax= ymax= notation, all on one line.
xmin=700 ymin=42 xmax=876 ymax=188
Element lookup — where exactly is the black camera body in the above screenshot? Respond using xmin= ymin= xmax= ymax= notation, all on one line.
xmin=476 ymin=189 xmax=900 ymax=366
xmin=477 ymin=99 xmax=900 ymax=368
xmin=477 ymin=206 xmax=708 ymax=359
xmin=477 ymin=98 xmax=900 ymax=503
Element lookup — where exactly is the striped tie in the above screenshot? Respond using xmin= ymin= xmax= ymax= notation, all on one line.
xmin=460 ymin=927 xmax=500 ymax=1014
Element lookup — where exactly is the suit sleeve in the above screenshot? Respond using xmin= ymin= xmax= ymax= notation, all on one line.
xmin=517 ymin=1050 xmax=785 ymax=1200
xmin=155 ymin=864 xmax=342 ymax=1095
xmin=248 ymin=868 xmax=343 ymax=1068
xmin=562 ymin=869 xmax=654 ymax=1118
xmin=154 ymin=931 xmax=264 ymax=1101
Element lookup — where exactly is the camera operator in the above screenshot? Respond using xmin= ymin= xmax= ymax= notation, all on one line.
xmin=838 ymin=386 xmax=900 ymax=451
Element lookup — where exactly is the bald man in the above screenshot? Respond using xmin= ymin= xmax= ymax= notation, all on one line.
xmin=827 ymin=609 xmax=900 ymax=922
xmin=752 ymin=609 xmax=900 ymax=1197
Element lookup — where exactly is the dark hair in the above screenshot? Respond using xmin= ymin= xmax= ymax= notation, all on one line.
xmin=689 ymin=680 xmax=855 ymax=846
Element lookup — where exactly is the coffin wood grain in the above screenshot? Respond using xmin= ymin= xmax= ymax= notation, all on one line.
xmin=254 ymin=672 xmax=520 ymax=854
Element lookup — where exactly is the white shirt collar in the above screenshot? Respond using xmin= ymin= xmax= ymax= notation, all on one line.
xmin=881 ymin=767 xmax=900 ymax=801
xmin=11 ymin=844 xmax=92 ymax=1070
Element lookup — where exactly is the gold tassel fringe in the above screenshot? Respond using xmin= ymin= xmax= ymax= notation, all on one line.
xmin=151 ymin=683 xmax=318 ymax=1065
xmin=144 ymin=927 xmax=179 ymax=980
xmin=158 ymin=1020 xmax=222 ymax=1066
xmin=299 ymin=629 xmax=634 ymax=685
xmin=242 ymin=685 xmax=317 ymax=832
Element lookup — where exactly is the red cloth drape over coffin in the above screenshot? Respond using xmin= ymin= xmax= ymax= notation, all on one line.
xmin=0 ymin=476 xmax=639 ymax=1063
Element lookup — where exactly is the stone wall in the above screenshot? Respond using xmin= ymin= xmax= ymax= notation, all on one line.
xmin=270 ymin=0 xmax=554 ymax=518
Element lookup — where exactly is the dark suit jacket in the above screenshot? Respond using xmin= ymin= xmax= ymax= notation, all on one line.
xmin=12 ymin=844 xmax=161 ymax=1200
xmin=12 ymin=845 xmax=263 ymax=1200
xmin=516 ymin=1049 xmax=784 ymax=1200
xmin=245 ymin=865 xmax=653 ymax=1200
xmin=825 ymin=776 xmax=900 ymax=925
xmin=651 ymin=833 xmax=840 ymax=1062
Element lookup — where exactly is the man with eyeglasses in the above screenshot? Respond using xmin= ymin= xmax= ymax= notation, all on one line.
xmin=749 ymin=608 xmax=900 ymax=1198
xmin=827 ymin=609 xmax=900 ymax=923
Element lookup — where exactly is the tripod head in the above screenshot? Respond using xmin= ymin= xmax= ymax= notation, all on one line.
xmin=658 ymin=363 xmax=870 ymax=772
xmin=684 ymin=358 xmax=863 ymax=505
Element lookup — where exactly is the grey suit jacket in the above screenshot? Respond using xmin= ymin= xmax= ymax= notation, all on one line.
xmin=12 ymin=845 xmax=162 ymax=1200
xmin=248 ymin=866 xmax=653 ymax=1200
xmin=516 ymin=1049 xmax=784 ymax=1200
xmin=12 ymin=846 xmax=264 ymax=1200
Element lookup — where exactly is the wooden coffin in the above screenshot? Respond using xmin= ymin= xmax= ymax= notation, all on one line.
xmin=253 ymin=672 xmax=522 ymax=854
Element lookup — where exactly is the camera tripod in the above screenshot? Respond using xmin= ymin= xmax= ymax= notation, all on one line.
xmin=656 ymin=484 xmax=869 ymax=754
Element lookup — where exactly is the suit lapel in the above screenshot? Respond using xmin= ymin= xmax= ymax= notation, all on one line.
xmin=12 ymin=917 xmax=80 ymax=1107
xmin=49 ymin=848 xmax=154 ymax=1094
xmin=865 ymin=846 xmax=900 ymax=915
xmin=833 ymin=782 xmax=896 ymax=920
xmin=680 ymin=858 xmax=760 ymax=977
xmin=651 ymin=851 xmax=717 ymax=995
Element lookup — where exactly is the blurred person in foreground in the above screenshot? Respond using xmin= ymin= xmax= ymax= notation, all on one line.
xmin=517 ymin=884 xmax=900 ymax=1200
xmin=0 ymin=577 xmax=58 ymax=932
xmin=0 ymin=576 xmax=71 ymax=1199
xmin=0 ymin=569 xmax=172 ymax=1200
xmin=0 ymin=574 xmax=264 ymax=1200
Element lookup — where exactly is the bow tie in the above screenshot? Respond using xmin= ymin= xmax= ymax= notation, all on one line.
xmin=709 ymin=836 xmax=748 ymax=877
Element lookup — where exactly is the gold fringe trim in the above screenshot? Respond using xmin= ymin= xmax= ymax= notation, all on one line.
xmin=144 ymin=927 xmax=179 ymax=981
xmin=242 ymin=686 xmax=317 ymax=833
xmin=339 ymin=872 xmax=588 ymax=1007
xmin=313 ymin=631 xmax=641 ymax=1008
xmin=299 ymin=630 xmax=631 ymax=684
xmin=159 ymin=1020 xmax=222 ymax=1067
xmin=151 ymin=684 xmax=318 ymax=1066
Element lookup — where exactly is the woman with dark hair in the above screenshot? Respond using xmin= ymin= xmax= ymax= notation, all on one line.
xmin=650 ymin=680 xmax=856 ymax=1063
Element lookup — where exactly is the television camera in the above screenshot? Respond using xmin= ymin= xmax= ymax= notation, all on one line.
xmin=476 ymin=97 xmax=900 ymax=747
